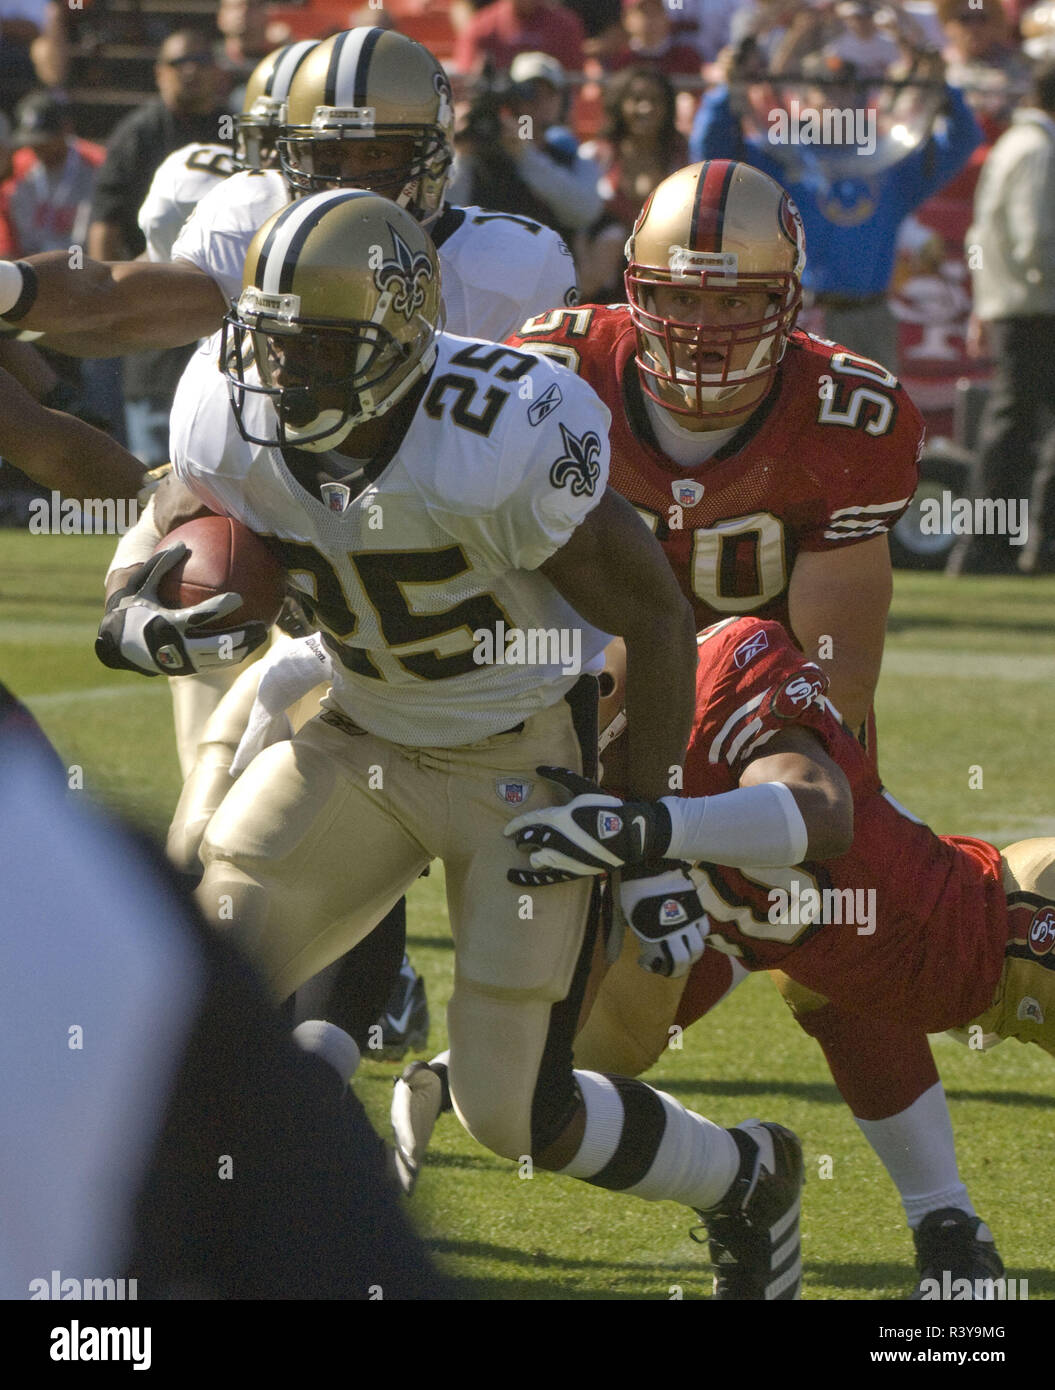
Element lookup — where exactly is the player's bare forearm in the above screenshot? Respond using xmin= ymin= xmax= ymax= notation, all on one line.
xmin=739 ymin=727 xmax=854 ymax=861
xmin=788 ymin=535 xmax=892 ymax=734
xmin=39 ymin=412 xmax=146 ymax=499
xmin=2 ymin=253 xmax=227 ymax=350
xmin=540 ymin=488 xmax=696 ymax=799
xmin=0 ymin=366 xmax=144 ymax=498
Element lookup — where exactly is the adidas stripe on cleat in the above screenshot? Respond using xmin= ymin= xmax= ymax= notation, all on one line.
xmin=691 ymin=1119 xmax=804 ymax=1300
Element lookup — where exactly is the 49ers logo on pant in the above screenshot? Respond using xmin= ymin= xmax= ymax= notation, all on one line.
xmin=1028 ymin=906 xmax=1055 ymax=957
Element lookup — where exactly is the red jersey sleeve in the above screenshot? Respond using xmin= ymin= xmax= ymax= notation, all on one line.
xmin=687 ymin=617 xmax=838 ymax=785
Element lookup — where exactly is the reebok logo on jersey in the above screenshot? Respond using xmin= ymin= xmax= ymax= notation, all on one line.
xmin=597 ymin=811 xmax=623 ymax=840
xmin=660 ymin=898 xmax=688 ymax=926
xmin=528 ymin=383 xmax=562 ymax=427
xmin=674 ymin=480 xmax=705 ymax=508
xmin=733 ymin=629 xmax=769 ymax=668
xmin=550 ymin=423 xmax=602 ymax=498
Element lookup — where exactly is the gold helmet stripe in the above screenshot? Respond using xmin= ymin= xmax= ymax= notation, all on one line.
xmin=689 ymin=159 xmax=736 ymax=255
xmin=325 ymin=26 xmax=383 ymax=109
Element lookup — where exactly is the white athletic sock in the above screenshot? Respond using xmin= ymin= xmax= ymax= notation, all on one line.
xmin=559 ymin=1070 xmax=740 ymax=1209
xmin=854 ymin=1082 xmax=975 ymax=1228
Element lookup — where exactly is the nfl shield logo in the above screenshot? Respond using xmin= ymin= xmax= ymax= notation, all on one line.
xmin=320 ymin=482 xmax=352 ymax=513
xmin=660 ymin=898 xmax=688 ymax=926
xmin=496 ymin=779 xmax=530 ymax=804
xmin=674 ymin=480 xmax=705 ymax=507
xmin=597 ymin=811 xmax=622 ymax=839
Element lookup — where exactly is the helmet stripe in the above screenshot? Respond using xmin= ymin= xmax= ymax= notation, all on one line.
xmin=689 ymin=159 xmax=735 ymax=253
xmin=255 ymin=190 xmax=373 ymax=295
xmin=266 ymin=39 xmax=318 ymax=99
xmin=325 ymin=26 xmax=383 ymax=108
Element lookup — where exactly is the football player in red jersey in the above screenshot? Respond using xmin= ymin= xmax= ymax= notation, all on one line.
xmin=507 ymin=617 xmax=1055 ymax=1295
xmin=407 ymin=160 xmax=1012 ymax=1297
xmin=505 ymin=158 xmax=923 ymax=743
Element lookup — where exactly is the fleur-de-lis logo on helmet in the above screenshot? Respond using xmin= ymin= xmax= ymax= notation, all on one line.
xmin=549 ymin=421 xmax=602 ymax=498
xmin=374 ymin=225 xmax=435 ymax=322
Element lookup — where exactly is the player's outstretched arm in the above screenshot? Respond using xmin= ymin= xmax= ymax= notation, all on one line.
xmin=0 ymin=254 xmax=227 ymax=353
xmin=0 ymin=364 xmax=145 ymax=500
xmin=507 ymin=726 xmax=853 ymax=878
xmin=540 ymin=487 xmax=697 ymax=800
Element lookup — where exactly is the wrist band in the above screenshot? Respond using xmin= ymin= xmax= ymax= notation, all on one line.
xmin=0 ymin=261 xmax=38 ymax=322
xmin=661 ymin=782 xmax=810 ymax=867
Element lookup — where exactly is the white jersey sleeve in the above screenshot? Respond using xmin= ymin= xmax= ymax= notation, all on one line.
xmin=411 ymin=335 xmax=610 ymax=572
xmin=138 ymin=144 xmax=239 ymax=264
xmin=171 ymin=169 xmax=289 ymax=306
xmin=169 ymin=342 xmax=254 ymax=517
xmin=435 ymin=206 xmax=579 ymax=342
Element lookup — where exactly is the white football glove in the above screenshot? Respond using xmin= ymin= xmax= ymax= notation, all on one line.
xmin=391 ymin=1054 xmax=450 ymax=1196
xmin=619 ymin=864 xmax=711 ymax=979
xmin=95 ymin=544 xmax=269 ymax=677
xmin=504 ymin=766 xmax=673 ymax=886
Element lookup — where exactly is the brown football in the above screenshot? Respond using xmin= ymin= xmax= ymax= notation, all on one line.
xmin=154 ymin=515 xmax=285 ymax=630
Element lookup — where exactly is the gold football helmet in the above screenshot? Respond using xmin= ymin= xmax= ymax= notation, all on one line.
xmin=278 ymin=28 xmax=454 ymax=224
xmin=236 ymin=41 xmax=320 ymax=170
xmin=222 ymin=189 xmax=442 ymax=451
xmin=625 ymin=160 xmax=806 ymax=419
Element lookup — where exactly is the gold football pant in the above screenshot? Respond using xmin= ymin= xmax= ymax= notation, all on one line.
xmin=167 ymin=635 xmax=325 ymax=873
xmin=962 ymin=837 xmax=1055 ymax=1056
xmin=197 ymin=696 xmax=594 ymax=1159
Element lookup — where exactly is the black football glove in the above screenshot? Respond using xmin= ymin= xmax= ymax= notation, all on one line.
xmin=95 ymin=544 xmax=268 ymax=677
xmin=618 ymin=862 xmax=710 ymax=978
xmin=504 ymin=765 xmax=673 ymax=886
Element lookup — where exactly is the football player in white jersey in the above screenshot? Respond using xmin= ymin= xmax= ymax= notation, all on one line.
xmin=137 ymin=41 xmax=321 ymax=268
xmin=95 ymin=190 xmax=805 ymax=1298
xmin=1 ymin=26 xmax=579 ymax=1058
xmin=133 ymin=44 xmax=321 ymax=789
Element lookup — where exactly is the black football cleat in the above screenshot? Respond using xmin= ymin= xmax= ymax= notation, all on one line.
xmin=691 ymin=1119 xmax=804 ymax=1300
xmin=372 ymin=955 xmax=430 ymax=1061
xmin=909 ymin=1208 xmax=1005 ymax=1299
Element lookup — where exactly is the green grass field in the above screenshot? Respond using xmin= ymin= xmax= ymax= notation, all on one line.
xmin=3 ymin=531 xmax=1053 ymax=1301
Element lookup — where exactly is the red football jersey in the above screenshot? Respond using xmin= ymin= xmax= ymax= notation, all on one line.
xmin=677 ymin=617 xmax=1009 ymax=1031
xmin=506 ymin=304 xmax=923 ymax=632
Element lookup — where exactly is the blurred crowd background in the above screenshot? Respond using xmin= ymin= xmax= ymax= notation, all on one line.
xmin=1 ymin=0 xmax=1054 ymax=569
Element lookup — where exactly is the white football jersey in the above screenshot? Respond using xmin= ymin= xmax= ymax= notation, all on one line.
xmin=138 ymin=143 xmax=239 ymax=264
xmin=171 ymin=169 xmax=578 ymax=340
xmin=170 ymin=333 xmax=612 ymax=746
